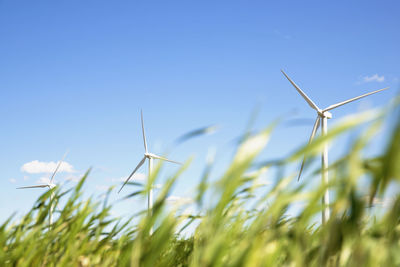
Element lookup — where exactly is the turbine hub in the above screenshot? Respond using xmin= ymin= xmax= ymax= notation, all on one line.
xmin=323 ymin=111 xmax=332 ymax=119
xmin=318 ymin=110 xmax=332 ymax=119
xmin=144 ymin=152 xmax=152 ymax=159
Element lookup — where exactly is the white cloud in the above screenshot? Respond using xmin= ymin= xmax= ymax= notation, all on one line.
xmin=23 ymin=175 xmax=29 ymax=181
xmin=9 ymin=178 xmax=17 ymax=183
xmin=21 ymin=160 xmax=74 ymax=174
xmin=362 ymin=74 xmax=385 ymax=83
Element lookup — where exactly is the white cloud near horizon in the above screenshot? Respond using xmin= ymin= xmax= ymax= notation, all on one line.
xmin=21 ymin=160 xmax=74 ymax=174
xmin=9 ymin=178 xmax=17 ymax=184
xmin=362 ymin=74 xmax=385 ymax=83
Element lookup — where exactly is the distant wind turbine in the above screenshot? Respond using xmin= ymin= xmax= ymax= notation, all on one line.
xmin=17 ymin=151 xmax=69 ymax=226
xmin=281 ymin=70 xmax=388 ymax=224
xmin=118 ymin=111 xmax=182 ymax=232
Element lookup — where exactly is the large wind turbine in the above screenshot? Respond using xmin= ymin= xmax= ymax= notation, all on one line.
xmin=118 ymin=111 xmax=182 ymax=225
xmin=281 ymin=70 xmax=388 ymax=223
xmin=17 ymin=151 xmax=69 ymax=226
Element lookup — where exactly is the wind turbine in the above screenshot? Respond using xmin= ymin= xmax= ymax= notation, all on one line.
xmin=118 ymin=111 xmax=182 ymax=230
xmin=281 ymin=70 xmax=388 ymax=224
xmin=17 ymin=151 xmax=69 ymax=226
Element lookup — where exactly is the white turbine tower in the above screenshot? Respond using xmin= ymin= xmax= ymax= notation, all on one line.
xmin=118 ymin=111 xmax=181 ymax=232
xmin=17 ymin=151 xmax=69 ymax=226
xmin=281 ymin=70 xmax=388 ymax=224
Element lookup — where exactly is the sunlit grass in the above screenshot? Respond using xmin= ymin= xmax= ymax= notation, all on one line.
xmin=1 ymin=100 xmax=400 ymax=266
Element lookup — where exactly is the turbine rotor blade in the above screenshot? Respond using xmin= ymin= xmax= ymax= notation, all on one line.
xmin=118 ymin=156 xmax=146 ymax=193
xmin=298 ymin=116 xmax=321 ymax=181
xmin=150 ymin=154 xmax=182 ymax=165
xmin=141 ymin=110 xmax=148 ymax=153
xmin=281 ymin=70 xmax=320 ymax=111
xmin=17 ymin=184 xmax=49 ymax=189
xmin=323 ymin=87 xmax=389 ymax=112
xmin=50 ymin=150 xmax=69 ymax=183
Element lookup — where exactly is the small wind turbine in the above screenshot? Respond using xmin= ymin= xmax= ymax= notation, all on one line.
xmin=281 ymin=70 xmax=388 ymax=223
xmin=17 ymin=151 xmax=68 ymax=226
xmin=118 ymin=111 xmax=181 ymax=231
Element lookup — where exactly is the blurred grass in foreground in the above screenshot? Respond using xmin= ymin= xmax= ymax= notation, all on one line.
xmin=1 ymin=100 xmax=400 ymax=267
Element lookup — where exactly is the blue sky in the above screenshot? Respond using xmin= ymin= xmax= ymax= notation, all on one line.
xmin=0 ymin=1 xmax=399 ymax=223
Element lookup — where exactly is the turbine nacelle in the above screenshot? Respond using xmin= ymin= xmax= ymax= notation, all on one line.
xmin=145 ymin=152 xmax=155 ymax=159
xmin=318 ymin=110 xmax=332 ymax=119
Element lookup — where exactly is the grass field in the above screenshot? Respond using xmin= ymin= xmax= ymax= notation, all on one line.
xmin=1 ymin=100 xmax=400 ymax=266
